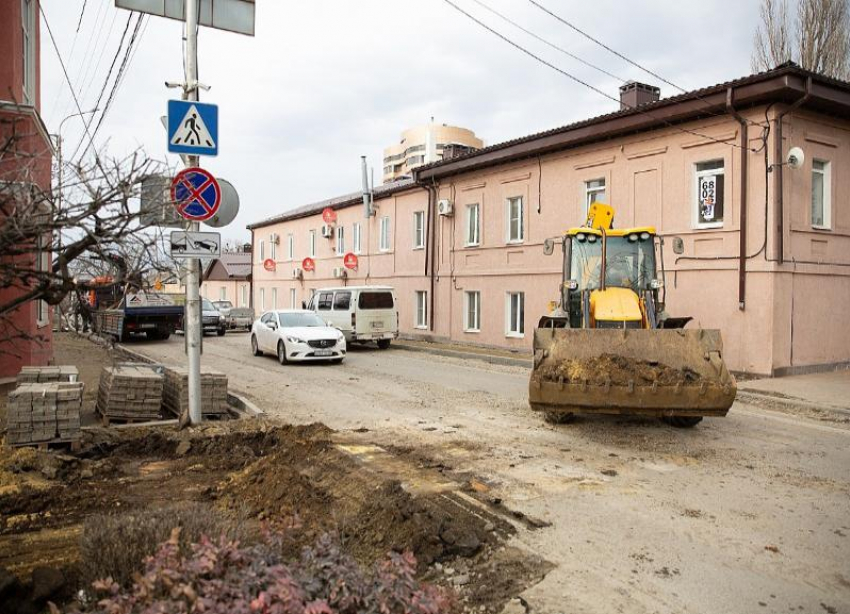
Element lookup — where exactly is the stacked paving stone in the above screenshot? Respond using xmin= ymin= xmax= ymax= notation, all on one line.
xmin=162 ymin=366 xmax=229 ymax=418
xmin=97 ymin=364 xmax=163 ymax=422
xmin=17 ymin=365 xmax=79 ymax=384
xmin=7 ymin=382 xmax=83 ymax=446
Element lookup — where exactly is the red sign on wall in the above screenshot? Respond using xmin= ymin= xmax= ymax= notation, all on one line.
xmin=302 ymin=257 xmax=315 ymax=272
xmin=343 ymin=252 xmax=358 ymax=270
xmin=263 ymin=258 xmax=276 ymax=272
xmin=322 ymin=207 xmax=337 ymax=224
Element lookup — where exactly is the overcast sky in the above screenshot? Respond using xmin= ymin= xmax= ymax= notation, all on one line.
xmin=41 ymin=0 xmax=761 ymax=243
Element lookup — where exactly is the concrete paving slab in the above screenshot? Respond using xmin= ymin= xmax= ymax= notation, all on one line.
xmin=738 ymin=370 xmax=850 ymax=409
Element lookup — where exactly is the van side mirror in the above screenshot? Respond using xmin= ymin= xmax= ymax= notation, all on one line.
xmin=543 ymin=238 xmax=556 ymax=256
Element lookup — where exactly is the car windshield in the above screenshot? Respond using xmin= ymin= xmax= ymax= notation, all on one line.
xmin=202 ymin=299 xmax=217 ymax=311
xmin=278 ymin=312 xmax=326 ymax=328
xmin=570 ymin=235 xmax=656 ymax=291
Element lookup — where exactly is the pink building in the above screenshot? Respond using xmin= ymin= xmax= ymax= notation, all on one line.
xmin=248 ymin=65 xmax=850 ymax=376
xmin=201 ymin=252 xmax=252 ymax=307
xmin=0 ymin=0 xmax=54 ymax=379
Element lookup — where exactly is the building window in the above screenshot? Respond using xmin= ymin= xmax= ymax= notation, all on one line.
xmin=694 ymin=160 xmax=725 ymax=227
xmin=584 ymin=178 xmax=606 ymax=218
xmin=353 ymin=223 xmax=361 ymax=254
xmin=413 ymin=211 xmax=425 ymax=249
xmin=336 ymin=226 xmax=346 ymax=255
xmin=464 ymin=291 xmax=480 ymax=332
xmin=466 ymin=203 xmax=480 ymax=246
xmin=290 ymin=288 xmax=297 ymax=308
xmin=259 ymin=240 xmax=265 ymax=261
xmin=219 ymin=287 xmax=226 ymax=301
xmin=287 ymin=233 xmax=294 ymax=260
xmin=505 ymin=292 xmax=525 ymax=337
xmin=22 ymin=0 xmax=36 ymax=104
xmin=309 ymin=230 xmax=316 ymax=257
xmin=506 ymin=196 xmax=524 ymax=243
xmin=271 ymin=288 xmax=278 ymax=309
xmin=380 ymin=216 xmax=391 ymax=251
xmin=259 ymin=288 xmax=265 ymax=310
xmin=241 ymin=285 xmax=248 ymax=308
xmin=270 ymin=235 xmax=277 ymax=260
xmin=812 ymin=159 xmax=831 ymax=229
xmin=415 ymin=291 xmax=428 ymax=329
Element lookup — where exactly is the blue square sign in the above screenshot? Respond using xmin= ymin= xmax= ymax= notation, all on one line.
xmin=167 ymin=100 xmax=219 ymax=156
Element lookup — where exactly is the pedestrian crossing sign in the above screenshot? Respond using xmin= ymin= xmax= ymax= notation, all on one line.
xmin=167 ymin=100 xmax=219 ymax=156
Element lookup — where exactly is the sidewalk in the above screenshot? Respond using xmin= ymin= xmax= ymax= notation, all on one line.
xmin=737 ymin=370 xmax=850 ymax=412
xmin=393 ymin=338 xmax=531 ymax=368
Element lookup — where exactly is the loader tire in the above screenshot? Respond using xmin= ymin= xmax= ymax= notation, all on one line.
xmin=543 ymin=410 xmax=576 ymax=425
xmin=662 ymin=416 xmax=703 ymax=428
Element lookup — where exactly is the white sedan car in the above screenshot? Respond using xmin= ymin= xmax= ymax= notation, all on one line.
xmin=251 ymin=309 xmax=346 ymax=364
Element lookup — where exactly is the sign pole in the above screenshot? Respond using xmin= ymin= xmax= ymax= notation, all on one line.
xmin=184 ymin=0 xmax=203 ymax=426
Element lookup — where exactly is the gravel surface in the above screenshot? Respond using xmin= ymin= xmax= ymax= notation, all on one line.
xmin=133 ymin=333 xmax=850 ymax=614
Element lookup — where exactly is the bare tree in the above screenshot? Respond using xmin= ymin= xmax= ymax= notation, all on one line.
xmin=0 ymin=115 xmax=172 ymax=356
xmin=753 ymin=0 xmax=850 ymax=80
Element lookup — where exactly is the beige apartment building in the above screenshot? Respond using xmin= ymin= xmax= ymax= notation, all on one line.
xmin=248 ymin=64 xmax=850 ymax=376
xmin=383 ymin=122 xmax=483 ymax=182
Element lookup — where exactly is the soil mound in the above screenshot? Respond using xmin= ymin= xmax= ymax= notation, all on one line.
xmin=536 ymin=353 xmax=703 ymax=387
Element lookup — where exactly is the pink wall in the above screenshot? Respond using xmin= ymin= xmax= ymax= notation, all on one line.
xmin=251 ymin=106 xmax=850 ymax=376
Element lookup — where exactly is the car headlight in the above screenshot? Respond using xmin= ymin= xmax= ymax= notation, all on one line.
xmin=286 ymin=336 xmax=305 ymax=344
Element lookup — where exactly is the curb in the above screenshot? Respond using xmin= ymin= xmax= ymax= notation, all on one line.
xmin=392 ymin=342 xmax=532 ymax=369
xmin=736 ymin=390 xmax=850 ymax=416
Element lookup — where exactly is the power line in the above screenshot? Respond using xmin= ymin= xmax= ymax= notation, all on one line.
xmin=440 ymin=0 xmax=754 ymax=151
xmin=78 ymin=9 xmax=120 ymax=104
xmin=77 ymin=1 xmax=89 ymax=32
xmin=39 ymin=3 xmax=105 ymax=172
xmin=468 ymin=0 xmax=626 ymax=83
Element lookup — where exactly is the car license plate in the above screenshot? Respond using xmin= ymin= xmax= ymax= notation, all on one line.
xmin=371 ymin=321 xmax=384 ymax=329
xmin=139 ymin=323 xmax=156 ymax=329
xmin=314 ymin=349 xmax=333 ymax=357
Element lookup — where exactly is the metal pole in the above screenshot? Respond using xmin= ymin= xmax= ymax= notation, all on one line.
xmin=184 ymin=0 xmax=203 ymax=425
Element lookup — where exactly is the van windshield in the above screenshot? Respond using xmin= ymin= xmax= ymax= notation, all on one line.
xmin=358 ymin=292 xmax=394 ymax=309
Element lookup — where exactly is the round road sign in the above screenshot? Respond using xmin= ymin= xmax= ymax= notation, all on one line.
xmin=203 ymin=177 xmax=239 ymax=228
xmin=171 ymin=167 xmax=221 ymax=221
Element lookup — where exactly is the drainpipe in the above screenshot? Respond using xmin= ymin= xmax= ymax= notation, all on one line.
xmin=249 ymin=228 xmax=255 ymax=309
xmin=427 ymin=183 xmax=438 ymax=333
xmin=774 ymin=76 xmax=812 ymax=264
xmin=726 ymin=88 xmax=749 ymax=310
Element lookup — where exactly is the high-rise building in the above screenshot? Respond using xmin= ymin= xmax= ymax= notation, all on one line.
xmin=382 ymin=122 xmax=483 ymax=183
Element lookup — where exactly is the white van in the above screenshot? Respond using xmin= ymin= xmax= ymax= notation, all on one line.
xmin=305 ymin=286 xmax=398 ymax=349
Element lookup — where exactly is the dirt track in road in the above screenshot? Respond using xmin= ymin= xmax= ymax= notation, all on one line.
xmin=135 ymin=334 xmax=850 ymax=614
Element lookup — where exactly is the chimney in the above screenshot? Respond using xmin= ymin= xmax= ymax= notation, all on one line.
xmin=619 ymin=81 xmax=660 ymax=110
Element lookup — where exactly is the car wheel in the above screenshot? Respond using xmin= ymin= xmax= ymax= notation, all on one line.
xmin=662 ymin=416 xmax=703 ymax=428
xmin=377 ymin=339 xmax=391 ymax=350
xmin=251 ymin=335 xmax=262 ymax=356
xmin=217 ymin=328 xmax=226 ymax=337
xmin=277 ymin=340 xmax=288 ymax=365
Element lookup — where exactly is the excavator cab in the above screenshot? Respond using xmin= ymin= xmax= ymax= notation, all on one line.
xmin=530 ymin=204 xmax=736 ymax=427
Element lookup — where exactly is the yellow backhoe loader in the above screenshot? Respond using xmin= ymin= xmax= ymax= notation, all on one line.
xmin=529 ymin=204 xmax=736 ymax=428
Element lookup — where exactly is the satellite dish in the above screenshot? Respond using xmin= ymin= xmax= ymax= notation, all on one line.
xmin=204 ymin=178 xmax=239 ymax=228
xmin=786 ymin=147 xmax=805 ymax=170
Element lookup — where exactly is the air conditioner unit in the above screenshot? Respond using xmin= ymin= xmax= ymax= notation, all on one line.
xmin=333 ymin=267 xmax=347 ymax=279
xmin=437 ymin=199 xmax=454 ymax=216
xmin=292 ymin=268 xmax=303 ymax=279
xmin=321 ymin=224 xmax=334 ymax=238
xmin=269 ymin=233 xmax=279 ymax=244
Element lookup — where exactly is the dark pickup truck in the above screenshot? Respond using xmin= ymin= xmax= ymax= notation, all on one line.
xmin=93 ymin=292 xmax=184 ymax=341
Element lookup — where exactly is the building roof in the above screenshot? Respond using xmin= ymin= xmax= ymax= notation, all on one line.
xmin=415 ymin=63 xmax=850 ymax=180
xmin=247 ymin=178 xmax=417 ymax=230
xmin=203 ymin=252 xmax=252 ymax=281
xmin=246 ymin=63 xmax=850 ymax=231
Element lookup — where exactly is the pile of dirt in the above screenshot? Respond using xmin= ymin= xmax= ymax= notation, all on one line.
xmin=536 ymin=353 xmax=703 ymax=386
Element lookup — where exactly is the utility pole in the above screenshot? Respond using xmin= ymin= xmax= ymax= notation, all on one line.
xmin=184 ymin=0 xmax=203 ymax=426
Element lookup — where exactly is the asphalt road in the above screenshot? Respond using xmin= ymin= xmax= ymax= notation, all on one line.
xmin=134 ymin=333 xmax=850 ymax=614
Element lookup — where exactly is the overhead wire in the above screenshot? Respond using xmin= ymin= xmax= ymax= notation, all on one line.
xmin=78 ymin=9 xmax=120 ymax=104
xmin=58 ymin=0 xmax=110 ymax=120
xmin=441 ymin=0 xmax=758 ymax=152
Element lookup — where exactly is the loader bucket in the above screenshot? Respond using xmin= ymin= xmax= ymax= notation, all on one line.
xmin=529 ymin=328 xmax=736 ymax=418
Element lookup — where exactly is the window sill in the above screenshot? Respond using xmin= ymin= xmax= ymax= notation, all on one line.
xmin=379 ymin=249 xmax=392 ymax=253
xmin=414 ymin=325 xmax=428 ymax=330
xmin=505 ymin=332 xmax=525 ymax=339
xmin=506 ymin=239 xmax=525 ymax=245
xmin=464 ymin=328 xmax=480 ymax=334
xmin=812 ymin=225 xmax=832 ymax=231
xmin=464 ymin=243 xmax=480 ymax=248
xmin=412 ymin=246 xmax=425 ymax=251
xmin=37 ymin=319 xmax=49 ymax=329
xmin=693 ymin=223 xmax=723 ymax=230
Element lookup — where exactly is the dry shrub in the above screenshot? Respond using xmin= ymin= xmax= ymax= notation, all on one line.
xmin=79 ymin=502 xmax=247 ymax=589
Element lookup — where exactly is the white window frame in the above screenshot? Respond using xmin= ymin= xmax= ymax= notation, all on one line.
xmin=290 ymin=288 xmax=297 ymax=308
xmin=505 ymin=292 xmax=525 ymax=338
xmin=812 ymin=159 xmax=832 ymax=230
xmin=353 ymin=223 xmax=361 ymax=254
xmin=271 ymin=287 xmax=278 ymax=309
xmin=35 ymin=233 xmax=48 ymax=327
xmin=414 ymin=290 xmax=428 ymax=329
xmin=309 ymin=230 xmax=316 ymax=257
xmin=22 ymin=0 xmax=36 ymax=105
xmin=259 ymin=288 xmax=265 ymax=311
xmin=219 ymin=287 xmax=227 ymax=301
xmin=336 ymin=226 xmax=346 ymax=255
xmin=693 ymin=160 xmax=725 ymax=229
xmin=413 ymin=211 xmax=425 ymax=249
xmin=464 ymin=291 xmax=480 ymax=333
xmin=241 ymin=285 xmax=248 ymax=308
xmin=287 ymin=233 xmax=294 ymax=260
xmin=466 ymin=203 xmax=480 ymax=247
xmin=583 ymin=178 xmax=607 ymax=219
xmin=379 ymin=216 xmax=391 ymax=252
xmin=506 ymin=196 xmax=524 ymax=243
xmin=259 ymin=240 xmax=265 ymax=261
xmin=270 ymin=235 xmax=277 ymax=260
